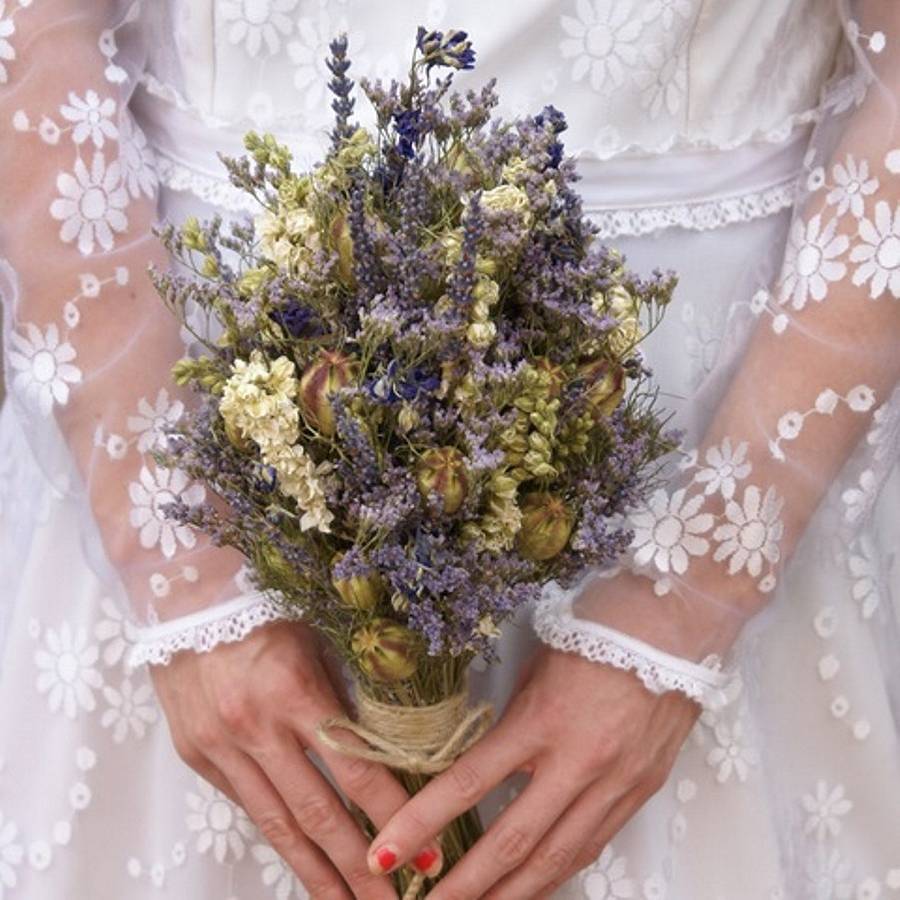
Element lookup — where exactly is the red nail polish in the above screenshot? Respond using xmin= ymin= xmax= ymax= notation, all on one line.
xmin=413 ymin=847 xmax=441 ymax=875
xmin=374 ymin=846 xmax=398 ymax=873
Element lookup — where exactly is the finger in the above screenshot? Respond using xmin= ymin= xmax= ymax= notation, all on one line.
xmin=367 ymin=720 xmax=533 ymax=876
xmin=486 ymin=778 xmax=650 ymax=900
xmin=307 ymin=714 xmax=444 ymax=878
xmin=254 ymin=729 xmax=399 ymax=900
xmin=423 ymin=762 xmax=587 ymax=900
xmin=214 ymin=747 xmax=354 ymax=900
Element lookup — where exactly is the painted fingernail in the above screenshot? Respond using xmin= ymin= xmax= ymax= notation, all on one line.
xmin=412 ymin=846 xmax=442 ymax=877
xmin=370 ymin=846 xmax=398 ymax=874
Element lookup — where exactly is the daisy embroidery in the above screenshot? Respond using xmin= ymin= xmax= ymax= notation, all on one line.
xmin=59 ymin=90 xmax=118 ymax=148
xmin=50 ymin=151 xmax=129 ymax=255
xmin=851 ymin=199 xmax=900 ymax=299
xmin=127 ymin=388 xmax=185 ymax=454
xmin=8 ymin=322 xmax=82 ymax=416
xmin=0 ymin=1 xmax=15 ymax=84
xmin=779 ymin=214 xmax=848 ymax=310
xmin=34 ymin=624 xmax=103 ymax=719
xmin=186 ymin=779 xmax=254 ymax=864
xmin=630 ymin=486 xmax=714 ymax=575
xmin=128 ymin=464 xmax=206 ymax=558
xmin=221 ymin=0 xmax=299 ymax=58
xmin=713 ymin=485 xmax=784 ymax=578
xmin=826 ymin=154 xmax=878 ymax=218
xmin=693 ymin=438 xmax=751 ymax=499
xmin=560 ymin=0 xmax=644 ymax=95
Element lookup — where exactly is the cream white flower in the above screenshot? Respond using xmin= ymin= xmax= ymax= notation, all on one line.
xmin=0 ymin=811 xmax=23 ymax=893
xmin=638 ymin=45 xmax=686 ymax=119
xmin=713 ymin=485 xmax=784 ymax=578
xmin=851 ymin=200 xmax=900 ymax=299
xmin=0 ymin=3 xmax=14 ymax=85
xmin=266 ymin=443 xmax=334 ymax=532
xmin=706 ymin=721 xmax=759 ymax=783
xmin=802 ymin=781 xmax=853 ymax=841
xmin=479 ymin=184 xmax=533 ymax=225
xmin=630 ymin=487 xmax=714 ymax=575
xmin=34 ymin=624 xmax=103 ymax=719
xmin=101 ymin=678 xmax=158 ymax=743
xmin=779 ymin=214 xmax=848 ymax=309
xmin=186 ymin=779 xmax=254 ymax=864
xmin=128 ymin=464 xmax=206 ymax=558
xmin=580 ymin=845 xmax=635 ymax=899
xmin=827 ymin=155 xmax=878 ymax=218
xmin=127 ymin=388 xmax=185 ymax=453
xmin=59 ymin=90 xmax=118 ymax=147
xmin=8 ymin=322 xmax=82 ymax=416
xmin=252 ymin=843 xmax=303 ymax=900
xmin=848 ymin=535 xmax=882 ymax=619
xmin=222 ymin=0 xmax=298 ymax=57
xmin=219 ymin=351 xmax=300 ymax=450
xmin=693 ymin=438 xmax=751 ymax=499
xmin=50 ymin=151 xmax=129 ymax=255
xmin=118 ymin=113 xmax=157 ymax=199
xmin=560 ymin=0 xmax=643 ymax=95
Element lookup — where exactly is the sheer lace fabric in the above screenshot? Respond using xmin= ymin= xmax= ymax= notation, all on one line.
xmin=0 ymin=1 xmax=273 ymax=639
xmin=543 ymin=0 xmax=900 ymax=696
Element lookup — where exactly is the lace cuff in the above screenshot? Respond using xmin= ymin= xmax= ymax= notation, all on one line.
xmin=128 ymin=592 xmax=295 ymax=667
xmin=532 ymin=582 xmax=734 ymax=711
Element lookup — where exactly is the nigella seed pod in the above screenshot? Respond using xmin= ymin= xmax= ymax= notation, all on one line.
xmin=331 ymin=553 xmax=387 ymax=611
xmin=415 ymin=447 xmax=468 ymax=514
xmin=299 ymin=350 xmax=358 ymax=435
xmin=578 ymin=358 xmax=626 ymax=419
xmin=351 ymin=619 xmax=419 ymax=682
xmin=516 ymin=492 xmax=574 ymax=561
xmin=532 ymin=357 xmax=566 ymax=399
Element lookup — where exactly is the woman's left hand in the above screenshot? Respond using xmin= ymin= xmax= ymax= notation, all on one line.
xmin=366 ymin=646 xmax=700 ymax=899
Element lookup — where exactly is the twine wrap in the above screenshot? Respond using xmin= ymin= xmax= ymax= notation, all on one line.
xmin=317 ymin=689 xmax=494 ymax=900
xmin=317 ymin=689 xmax=494 ymax=775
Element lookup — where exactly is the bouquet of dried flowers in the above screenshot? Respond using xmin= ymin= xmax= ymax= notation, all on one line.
xmin=152 ymin=26 xmax=678 ymax=896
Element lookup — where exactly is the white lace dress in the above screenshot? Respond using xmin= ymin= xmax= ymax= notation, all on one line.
xmin=1 ymin=2 xmax=898 ymax=899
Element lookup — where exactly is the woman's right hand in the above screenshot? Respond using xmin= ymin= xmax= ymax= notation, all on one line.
xmin=151 ymin=620 xmax=439 ymax=899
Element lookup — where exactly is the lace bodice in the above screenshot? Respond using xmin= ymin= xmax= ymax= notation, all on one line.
xmin=138 ymin=0 xmax=844 ymax=165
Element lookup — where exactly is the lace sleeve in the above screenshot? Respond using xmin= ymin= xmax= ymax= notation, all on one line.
xmin=534 ymin=0 xmax=900 ymax=706
xmin=0 ymin=0 xmax=289 ymax=663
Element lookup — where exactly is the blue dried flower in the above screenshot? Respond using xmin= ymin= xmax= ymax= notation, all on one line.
xmin=535 ymin=104 xmax=568 ymax=169
xmin=416 ymin=26 xmax=476 ymax=71
xmin=368 ymin=360 xmax=441 ymax=403
xmin=393 ymin=108 xmax=421 ymax=160
xmin=268 ymin=300 xmax=321 ymax=338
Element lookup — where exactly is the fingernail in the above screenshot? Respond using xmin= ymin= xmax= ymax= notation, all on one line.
xmin=370 ymin=845 xmax=398 ymax=874
xmin=412 ymin=846 xmax=442 ymax=877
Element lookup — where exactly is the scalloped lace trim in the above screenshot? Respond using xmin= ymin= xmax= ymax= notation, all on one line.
xmin=532 ymin=582 xmax=733 ymax=710
xmin=152 ymin=149 xmax=799 ymax=234
xmin=153 ymin=151 xmax=260 ymax=214
xmin=129 ymin=592 xmax=294 ymax=667
xmin=588 ymin=177 xmax=798 ymax=239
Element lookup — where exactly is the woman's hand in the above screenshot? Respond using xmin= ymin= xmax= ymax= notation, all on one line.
xmin=366 ymin=646 xmax=699 ymax=899
xmin=151 ymin=620 xmax=439 ymax=900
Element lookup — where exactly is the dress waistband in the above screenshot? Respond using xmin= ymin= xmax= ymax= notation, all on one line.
xmin=132 ymin=83 xmax=808 ymax=238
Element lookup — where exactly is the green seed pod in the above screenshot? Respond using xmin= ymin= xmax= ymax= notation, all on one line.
xmin=299 ymin=350 xmax=358 ymax=436
xmin=352 ymin=619 xmax=419 ymax=683
xmin=578 ymin=358 xmax=626 ymax=420
xmin=516 ymin=492 xmax=574 ymax=561
xmin=331 ymin=553 xmax=386 ymax=611
xmin=416 ymin=447 xmax=468 ymax=515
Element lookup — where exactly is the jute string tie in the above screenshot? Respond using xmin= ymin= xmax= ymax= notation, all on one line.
xmin=317 ymin=689 xmax=494 ymax=900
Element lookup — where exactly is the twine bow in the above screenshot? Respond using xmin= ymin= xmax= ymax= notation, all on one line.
xmin=317 ymin=689 xmax=494 ymax=899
